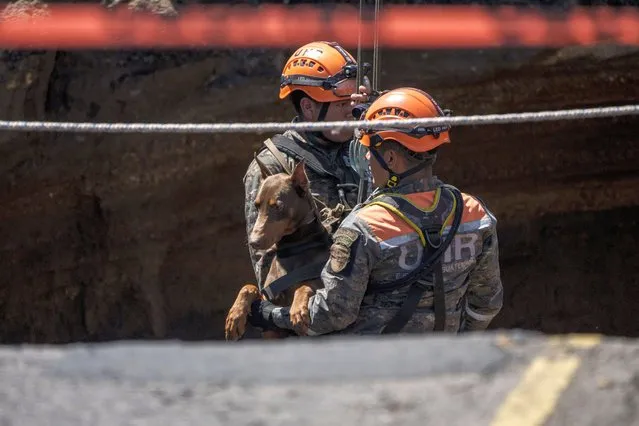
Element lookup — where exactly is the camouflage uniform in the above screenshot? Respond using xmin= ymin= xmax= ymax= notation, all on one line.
xmin=270 ymin=178 xmax=504 ymax=335
xmin=244 ymin=126 xmax=361 ymax=288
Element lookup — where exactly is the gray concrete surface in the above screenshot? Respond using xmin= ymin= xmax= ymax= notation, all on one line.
xmin=0 ymin=331 xmax=637 ymax=426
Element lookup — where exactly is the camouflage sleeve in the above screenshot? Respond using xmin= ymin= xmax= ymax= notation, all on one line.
xmin=271 ymin=216 xmax=379 ymax=335
xmin=242 ymin=151 xmax=286 ymax=287
xmin=461 ymin=216 xmax=504 ymax=332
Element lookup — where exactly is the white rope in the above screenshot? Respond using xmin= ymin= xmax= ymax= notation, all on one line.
xmin=372 ymin=0 xmax=381 ymax=92
xmin=0 ymin=104 xmax=637 ymax=134
xmin=356 ymin=0 xmax=363 ymax=92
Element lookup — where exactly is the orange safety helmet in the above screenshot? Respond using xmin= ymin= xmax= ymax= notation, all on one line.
xmin=359 ymin=88 xmax=451 ymax=153
xmin=279 ymin=41 xmax=363 ymax=103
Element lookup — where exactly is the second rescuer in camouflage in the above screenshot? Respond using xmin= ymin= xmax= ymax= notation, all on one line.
xmin=249 ymin=88 xmax=503 ymax=335
xmin=243 ymin=41 xmax=364 ymax=289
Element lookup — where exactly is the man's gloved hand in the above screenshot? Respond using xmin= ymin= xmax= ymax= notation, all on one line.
xmin=247 ymin=299 xmax=278 ymax=331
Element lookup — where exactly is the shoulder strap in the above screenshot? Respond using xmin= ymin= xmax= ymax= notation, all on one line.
xmin=263 ymin=137 xmax=292 ymax=175
xmin=365 ymin=187 xmax=450 ymax=248
xmin=265 ymin=134 xmax=337 ymax=178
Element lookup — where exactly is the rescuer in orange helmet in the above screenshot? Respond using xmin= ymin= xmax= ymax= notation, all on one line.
xmin=248 ymin=87 xmax=503 ymax=337
xmin=241 ymin=41 xmax=372 ymax=294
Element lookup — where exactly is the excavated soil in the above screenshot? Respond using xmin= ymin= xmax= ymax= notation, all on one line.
xmin=1 ymin=2 xmax=639 ymax=343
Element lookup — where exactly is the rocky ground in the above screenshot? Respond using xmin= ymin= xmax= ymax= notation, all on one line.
xmin=1 ymin=0 xmax=638 ymax=343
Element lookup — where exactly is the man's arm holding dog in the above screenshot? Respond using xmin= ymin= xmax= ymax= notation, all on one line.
xmin=268 ymin=217 xmax=380 ymax=335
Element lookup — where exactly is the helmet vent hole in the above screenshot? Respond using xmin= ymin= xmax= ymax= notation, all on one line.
xmin=372 ymin=107 xmax=413 ymax=119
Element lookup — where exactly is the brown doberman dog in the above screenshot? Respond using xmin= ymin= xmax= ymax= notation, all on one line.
xmin=225 ymin=159 xmax=330 ymax=341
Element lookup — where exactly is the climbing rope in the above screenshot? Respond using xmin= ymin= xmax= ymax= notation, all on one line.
xmin=372 ymin=0 xmax=382 ymax=92
xmin=356 ymin=0 xmax=364 ymax=92
xmin=355 ymin=0 xmax=382 ymax=92
xmin=0 ymin=104 xmax=637 ymax=134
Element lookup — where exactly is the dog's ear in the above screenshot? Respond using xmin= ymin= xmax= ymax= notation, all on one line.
xmin=254 ymin=153 xmax=271 ymax=179
xmin=291 ymin=160 xmax=308 ymax=196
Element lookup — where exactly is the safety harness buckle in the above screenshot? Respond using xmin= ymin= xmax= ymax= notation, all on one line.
xmin=386 ymin=175 xmax=399 ymax=187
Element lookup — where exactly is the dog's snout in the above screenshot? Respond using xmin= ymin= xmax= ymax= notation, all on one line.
xmin=249 ymin=229 xmax=268 ymax=249
xmin=248 ymin=237 xmax=260 ymax=248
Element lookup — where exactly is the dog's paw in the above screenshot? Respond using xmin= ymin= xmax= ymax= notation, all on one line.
xmin=225 ymin=305 xmax=249 ymax=341
xmin=290 ymin=302 xmax=310 ymax=336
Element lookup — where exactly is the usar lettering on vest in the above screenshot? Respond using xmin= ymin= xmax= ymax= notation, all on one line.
xmin=444 ymin=233 xmax=478 ymax=263
xmin=396 ymin=233 xmax=478 ymax=272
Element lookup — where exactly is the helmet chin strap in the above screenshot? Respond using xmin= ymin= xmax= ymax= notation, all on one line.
xmin=310 ymin=102 xmax=335 ymax=142
xmin=369 ymin=145 xmax=426 ymax=189
xmin=317 ymin=102 xmax=330 ymax=122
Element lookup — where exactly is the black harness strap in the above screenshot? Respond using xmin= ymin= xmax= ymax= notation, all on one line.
xmin=432 ymin=252 xmax=446 ymax=332
xmin=276 ymin=239 xmax=330 ymax=260
xmin=261 ymin=260 xmax=326 ymax=301
xmin=381 ymin=279 xmax=430 ymax=335
xmin=266 ymin=134 xmax=338 ymax=179
xmin=263 ymin=134 xmax=360 ymax=196
xmin=277 ymin=219 xmax=332 ymax=259
xmin=262 ymin=221 xmax=331 ymax=300
xmin=380 ymin=185 xmax=464 ymax=334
